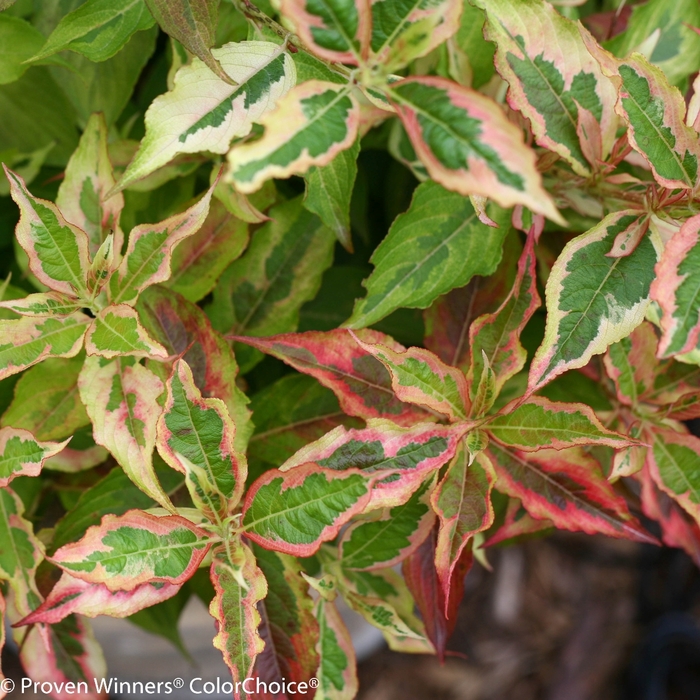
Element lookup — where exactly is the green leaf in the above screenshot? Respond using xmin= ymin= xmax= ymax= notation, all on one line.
xmin=242 ymin=464 xmax=373 ymax=556
xmin=389 ymin=77 xmax=562 ymax=220
xmin=51 ymin=510 xmax=211 ymax=590
xmin=0 ymin=15 xmax=45 ymax=84
xmin=529 ymin=211 xmax=660 ymax=392
xmin=157 ymin=359 xmax=246 ymax=523
xmin=305 ymin=138 xmax=359 ymax=251
xmin=346 ymin=181 xmax=510 ymax=328
xmin=28 ymin=0 xmax=156 ymax=63
xmin=0 ymin=292 xmax=82 ymax=318
xmin=0 ymin=314 xmax=90 ymax=381
xmin=340 ymin=479 xmax=435 ymax=570
xmin=116 ymin=41 xmax=296 ymax=191
xmin=1 ymin=356 xmax=88 ymax=441
xmin=0 ymin=427 xmax=68 ymax=488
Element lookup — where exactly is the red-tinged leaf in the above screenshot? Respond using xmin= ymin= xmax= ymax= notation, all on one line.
xmin=651 ymin=214 xmax=700 ymax=357
xmin=209 ymin=543 xmax=267 ymax=695
xmin=469 ymin=233 xmax=540 ymax=401
xmin=432 ymin=445 xmax=494 ymax=599
xmin=647 ymin=428 xmax=700 ymax=526
xmin=402 ymin=526 xmax=471 ymax=660
xmin=487 ymin=442 xmax=655 ymax=543
xmin=645 ymin=360 xmax=700 ymax=407
xmin=231 ymin=329 xmax=434 ymax=427
xmin=483 ymin=498 xmax=553 ymax=548
xmin=51 ymin=510 xmax=211 ymax=591
xmin=487 ymin=396 xmax=637 ymax=451
xmin=16 ymin=572 xmax=181 ymax=626
xmin=603 ymin=321 xmax=659 ymax=406
xmin=313 ymin=598 xmax=358 ymax=700
xmin=56 ymin=112 xmax=124 ymax=258
xmin=352 ymin=334 xmax=470 ymax=421
xmin=389 ymin=76 xmax=562 ymax=222
xmin=251 ymin=544 xmax=319 ymax=694
xmin=157 ymin=359 xmax=246 ymax=522
xmin=138 ymin=285 xmax=252 ymax=453
xmin=4 ymin=165 xmax=91 ymax=297
xmin=0 ymin=427 xmax=69 ymax=486
xmin=606 ymin=214 xmax=649 ymax=258
xmin=242 ymin=464 xmax=374 ymax=556
xmin=79 ymin=355 xmax=174 ymax=511
xmin=665 ymin=391 xmax=700 ymax=421
xmin=278 ymin=421 xmax=464 ymax=509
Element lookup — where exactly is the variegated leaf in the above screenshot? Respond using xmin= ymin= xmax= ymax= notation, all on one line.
xmin=651 ymin=214 xmax=700 ymax=357
xmin=85 ymin=304 xmax=169 ymax=359
xmin=529 ymin=211 xmax=659 ymax=392
xmin=483 ymin=497 xmax=552 ymax=547
xmin=157 ymin=359 xmax=245 ymax=522
xmin=0 ymin=291 xmax=82 ymax=317
xmin=585 ymin=42 xmax=700 ymax=189
xmin=137 ymin=286 xmax=253 ymax=453
xmin=109 ymin=184 xmax=214 ymax=305
xmin=242 ymin=464 xmax=373 ymax=556
xmin=16 ymin=572 xmax=181 ymax=625
xmin=313 ymin=598 xmax=358 ymax=700
xmin=352 ymin=334 xmax=469 ymax=421
xmin=116 ymin=42 xmax=295 ymax=190
xmin=340 ymin=478 xmax=435 ymax=570
xmin=228 ymin=81 xmax=360 ymax=193
xmin=475 ymin=0 xmax=618 ymax=175
xmin=209 ymin=543 xmax=267 ymax=692
xmin=56 ymin=112 xmax=124 ymax=257
xmin=280 ymin=421 xmax=463 ymax=508
xmin=346 ymin=181 xmax=511 ymax=329
xmin=231 ymin=329 xmax=434 ymax=426
xmin=488 ymin=443 xmax=655 ymax=542
xmin=469 ymin=233 xmax=539 ymax=401
xmin=78 ymin=355 xmax=173 ymax=510
xmin=0 ymin=314 xmax=90 ymax=381
xmin=487 ymin=396 xmax=636 ymax=451
xmin=278 ymin=0 xmax=370 ymax=64
xmin=388 ymin=77 xmax=562 ymax=221
xmin=0 ymin=427 xmax=68 ymax=487
xmin=51 ymin=510 xmax=210 ymax=590
xmin=432 ymin=445 xmax=494 ymax=598
xmin=4 ymin=166 xmax=91 ymax=297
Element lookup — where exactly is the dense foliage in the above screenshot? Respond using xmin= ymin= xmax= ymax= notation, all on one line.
xmin=2 ymin=0 xmax=700 ymax=697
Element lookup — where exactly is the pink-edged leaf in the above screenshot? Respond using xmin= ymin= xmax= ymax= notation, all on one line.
xmin=0 ymin=313 xmax=90 ymax=381
xmin=389 ymin=76 xmax=562 ymax=222
xmin=51 ymin=510 xmax=210 ymax=591
xmin=402 ymin=526 xmax=471 ymax=660
xmin=468 ymin=232 xmax=540 ymax=401
xmin=340 ymin=477 xmax=435 ymax=570
xmin=209 ymin=542 xmax=267 ymax=695
xmin=138 ymin=285 xmax=252 ymax=453
xmin=645 ymin=359 xmax=700 ymax=407
xmin=56 ymin=112 xmax=124 ymax=258
xmin=15 ymin=572 xmax=181 ymax=626
xmin=242 ymin=463 xmax=374 ymax=556
xmin=157 ymin=359 xmax=246 ymax=522
xmin=647 ymin=428 xmax=700 ymax=526
xmin=651 ymin=213 xmax=700 ymax=357
xmin=4 ymin=165 xmax=90 ymax=297
xmin=108 ymin=183 xmax=215 ymax=305
xmin=483 ymin=498 xmax=553 ymax=548
xmin=352 ymin=334 xmax=470 ymax=421
xmin=0 ymin=427 xmax=69 ymax=487
xmin=487 ymin=442 xmax=655 ymax=543
xmin=278 ymin=0 xmax=370 ymax=65
xmin=474 ymin=0 xmax=618 ymax=176
xmin=606 ymin=214 xmax=650 ymax=258
xmin=278 ymin=421 xmax=465 ymax=508
xmin=85 ymin=304 xmax=168 ymax=359
xmin=486 ymin=396 xmax=637 ymax=451
xmin=432 ymin=444 xmax=494 ymax=600
xmin=313 ymin=598 xmax=358 ymax=700
xmin=231 ymin=329 xmax=434 ymax=426
xmin=0 ymin=291 xmax=82 ymax=317
xmin=665 ymin=391 xmax=700 ymax=421
xmin=78 ymin=355 xmax=173 ymax=510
